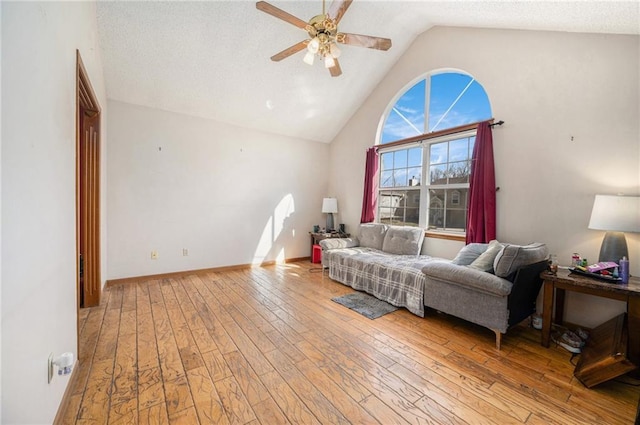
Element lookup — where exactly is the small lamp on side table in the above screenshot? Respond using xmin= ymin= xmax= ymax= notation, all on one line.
xmin=588 ymin=194 xmax=640 ymax=263
xmin=322 ymin=198 xmax=338 ymax=232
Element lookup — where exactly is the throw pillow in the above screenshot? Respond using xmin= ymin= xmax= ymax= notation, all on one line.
xmin=468 ymin=240 xmax=503 ymax=273
xmin=381 ymin=226 xmax=425 ymax=255
xmin=451 ymin=243 xmax=489 ymax=266
xmin=493 ymin=243 xmax=548 ymax=278
xmin=358 ymin=223 xmax=388 ymax=250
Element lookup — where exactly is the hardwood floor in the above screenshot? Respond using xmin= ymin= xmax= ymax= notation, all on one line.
xmin=60 ymin=262 xmax=640 ymax=424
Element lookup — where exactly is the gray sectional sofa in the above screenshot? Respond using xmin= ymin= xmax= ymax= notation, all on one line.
xmin=320 ymin=223 xmax=548 ymax=349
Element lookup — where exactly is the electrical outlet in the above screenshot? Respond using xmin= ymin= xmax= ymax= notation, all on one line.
xmin=182 ymin=248 xmax=188 ymax=256
xmin=151 ymin=250 xmax=158 ymax=260
xmin=48 ymin=353 xmax=54 ymax=384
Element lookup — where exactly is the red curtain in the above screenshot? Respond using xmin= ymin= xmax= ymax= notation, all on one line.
xmin=360 ymin=147 xmax=379 ymax=223
xmin=466 ymin=121 xmax=496 ymax=244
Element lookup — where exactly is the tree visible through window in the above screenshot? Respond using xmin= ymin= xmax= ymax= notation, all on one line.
xmin=377 ymin=71 xmax=492 ymax=232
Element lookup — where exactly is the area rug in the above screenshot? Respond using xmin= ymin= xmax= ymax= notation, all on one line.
xmin=331 ymin=292 xmax=398 ymax=319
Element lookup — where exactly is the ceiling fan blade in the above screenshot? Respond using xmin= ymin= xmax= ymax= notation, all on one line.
xmin=329 ymin=59 xmax=342 ymax=77
xmin=338 ymin=33 xmax=392 ymax=51
xmin=327 ymin=0 xmax=353 ymax=24
xmin=270 ymin=40 xmax=308 ymax=62
xmin=256 ymin=1 xmax=308 ymax=30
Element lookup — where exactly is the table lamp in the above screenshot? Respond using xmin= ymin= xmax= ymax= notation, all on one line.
xmin=322 ymin=198 xmax=338 ymax=232
xmin=588 ymin=194 xmax=640 ymax=263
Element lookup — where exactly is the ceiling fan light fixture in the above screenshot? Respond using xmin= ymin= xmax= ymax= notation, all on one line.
xmin=303 ymin=51 xmax=315 ymax=65
xmin=308 ymin=37 xmax=320 ymax=54
xmin=324 ymin=55 xmax=336 ymax=68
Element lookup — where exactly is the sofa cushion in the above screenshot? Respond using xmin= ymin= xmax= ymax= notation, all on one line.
xmin=319 ymin=238 xmax=359 ymax=250
xmin=494 ymin=243 xmax=548 ymax=278
xmin=381 ymin=226 xmax=425 ymax=255
xmin=451 ymin=243 xmax=489 ymax=266
xmin=358 ymin=223 xmax=388 ymax=250
xmin=468 ymin=240 xmax=503 ymax=272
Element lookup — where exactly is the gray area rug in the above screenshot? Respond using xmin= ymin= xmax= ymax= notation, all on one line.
xmin=332 ymin=292 xmax=398 ymax=319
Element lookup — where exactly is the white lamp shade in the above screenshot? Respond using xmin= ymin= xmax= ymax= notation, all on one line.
xmin=322 ymin=198 xmax=338 ymax=214
xmin=324 ymin=55 xmax=336 ymax=69
xmin=308 ymin=37 xmax=320 ymax=54
xmin=588 ymin=195 xmax=640 ymax=232
xmin=303 ymin=51 xmax=315 ymax=65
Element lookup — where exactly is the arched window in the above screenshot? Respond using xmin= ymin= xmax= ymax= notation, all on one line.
xmin=376 ymin=71 xmax=491 ymax=233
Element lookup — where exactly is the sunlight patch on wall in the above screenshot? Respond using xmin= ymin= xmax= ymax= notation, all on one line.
xmin=252 ymin=194 xmax=296 ymax=264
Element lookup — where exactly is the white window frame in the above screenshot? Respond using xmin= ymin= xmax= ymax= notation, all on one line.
xmin=423 ymin=129 xmax=476 ymax=234
xmin=377 ymin=129 xmax=476 ymax=233
xmin=377 ymin=142 xmax=423 ymax=227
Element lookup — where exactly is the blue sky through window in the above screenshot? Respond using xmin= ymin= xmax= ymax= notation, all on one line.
xmin=381 ymin=72 xmax=492 ymax=144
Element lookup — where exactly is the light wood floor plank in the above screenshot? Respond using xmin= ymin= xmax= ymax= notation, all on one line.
xmin=60 ymin=262 xmax=640 ymax=425
xmin=138 ymin=404 xmax=169 ymax=425
xmin=138 ymin=367 xmax=165 ymax=411
xmin=214 ymin=376 xmax=257 ymax=425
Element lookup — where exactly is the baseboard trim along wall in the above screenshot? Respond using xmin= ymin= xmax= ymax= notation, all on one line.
xmin=105 ymin=256 xmax=311 ymax=287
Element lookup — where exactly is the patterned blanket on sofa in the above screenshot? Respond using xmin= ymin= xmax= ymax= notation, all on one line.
xmin=325 ymin=247 xmax=443 ymax=317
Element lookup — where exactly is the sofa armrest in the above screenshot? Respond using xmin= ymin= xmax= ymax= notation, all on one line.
xmin=422 ymin=262 xmax=512 ymax=296
xmin=507 ymin=260 xmax=549 ymax=326
xmin=319 ymin=238 xmax=359 ymax=250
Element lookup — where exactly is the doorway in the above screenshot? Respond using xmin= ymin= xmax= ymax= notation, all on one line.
xmin=76 ymin=50 xmax=101 ymax=310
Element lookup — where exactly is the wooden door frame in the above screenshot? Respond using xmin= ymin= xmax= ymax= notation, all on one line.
xmin=76 ymin=50 xmax=102 ymax=346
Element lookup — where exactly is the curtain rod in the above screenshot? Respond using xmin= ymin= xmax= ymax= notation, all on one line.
xmin=377 ymin=118 xmax=504 ymax=150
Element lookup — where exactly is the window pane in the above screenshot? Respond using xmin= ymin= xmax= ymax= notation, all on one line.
xmin=380 ymin=152 xmax=394 ymax=171
xmin=408 ymin=167 xmax=421 ymax=185
xmin=380 ymin=170 xmax=393 ymax=188
xmin=379 ymin=207 xmax=394 ymax=225
xmin=429 ymin=164 xmax=447 ymax=185
xmin=393 ymin=169 xmax=408 ymax=187
xmin=381 ymin=80 xmax=426 ymax=143
xmin=428 ymin=73 xmax=492 ymax=132
xmin=428 ymin=189 xmax=445 ymax=228
xmin=379 ymin=190 xmax=420 ymax=226
xmin=405 ymin=208 xmax=420 ymax=226
xmin=393 ymin=150 xmax=408 ymax=168
xmin=446 ymin=208 xmax=466 ymax=230
xmin=448 ymin=161 xmax=470 ymax=183
xmin=408 ymin=147 xmax=422 ymax=167
xmin=430 ymin=142 xmax=447 ymax=165
xmin=427 ymin=188 xmax=469 ymax=230
xmin=449 ymin=138 xmax=470 ymax=162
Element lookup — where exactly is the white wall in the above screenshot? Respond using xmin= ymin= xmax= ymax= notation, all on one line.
xmin=107 ymin=101 xmax=329 ymax=280
xmin=1 ymin=2 xmax=107 ymax=423
xmin=329 ymin=26 xmax=639 ymax=328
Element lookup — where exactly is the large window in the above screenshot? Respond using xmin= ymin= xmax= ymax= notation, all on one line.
xmin=377 ymin=71 xmax=491 ymax=233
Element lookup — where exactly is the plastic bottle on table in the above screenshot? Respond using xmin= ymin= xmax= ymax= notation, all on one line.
xmin=619 ymin=256 xmax=629 ymax=284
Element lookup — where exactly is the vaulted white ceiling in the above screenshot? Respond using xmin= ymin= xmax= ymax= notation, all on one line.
xmin=96 ymin=1 xmax=640 ymax=143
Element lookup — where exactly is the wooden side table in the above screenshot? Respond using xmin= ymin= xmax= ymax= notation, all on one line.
xmin=541 ymin=269 xmax=640 ymax=366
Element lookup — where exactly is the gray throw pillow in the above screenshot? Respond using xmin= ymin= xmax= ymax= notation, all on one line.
xmin=358 ymin=223 xmax=388 ymax=250
xmin=493 ymin=243 xmax=548 ymax=278
xmin=381 ymin=226 xmax=425 ymax=255
xmin=451 ymin=243 xmax=489 ymax=266
xmin=468 ymin=240 xmax=503 ymax=273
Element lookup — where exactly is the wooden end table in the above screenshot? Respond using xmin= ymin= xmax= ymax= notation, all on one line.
xmin=541 ymin=269 xmax=640 ymax=365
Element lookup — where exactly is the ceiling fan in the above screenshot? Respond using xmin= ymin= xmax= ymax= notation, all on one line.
xmin=256 ymin=0 xmax=392 ymax=77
